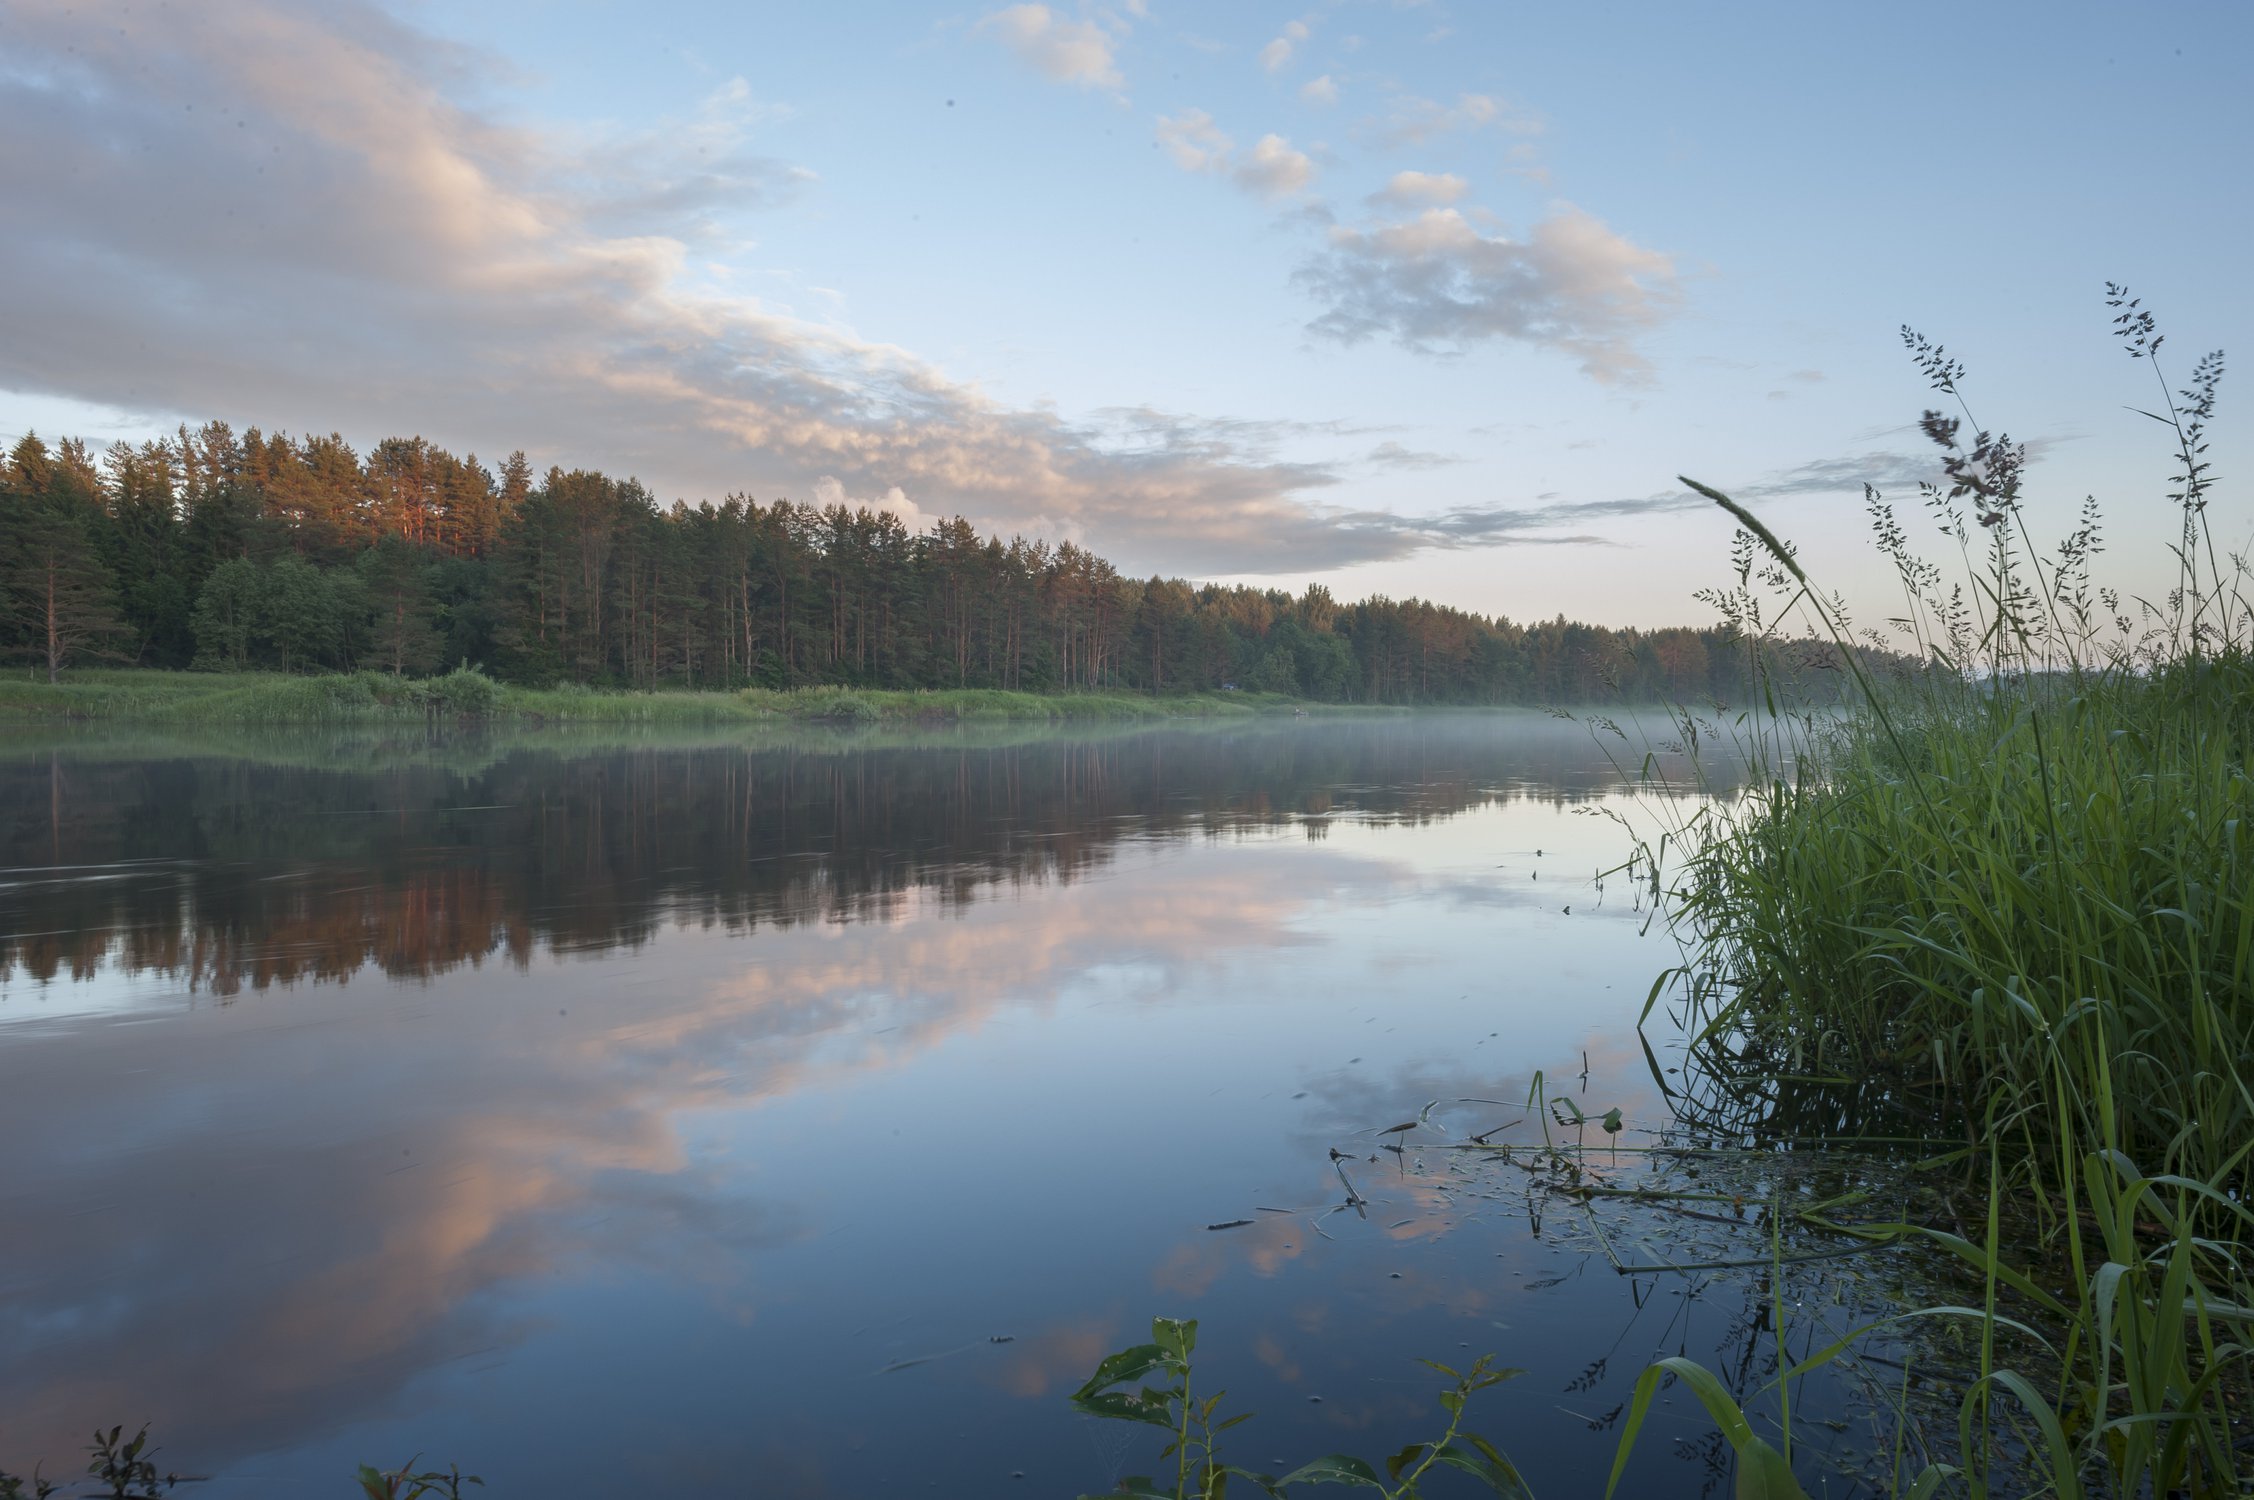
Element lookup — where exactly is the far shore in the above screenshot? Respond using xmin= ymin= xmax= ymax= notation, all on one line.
xmin=0 ymin=667 xmax=1398 ymax=727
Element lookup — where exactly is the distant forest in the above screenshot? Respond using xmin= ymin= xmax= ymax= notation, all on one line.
xmin=2 ymin=423 xmax=1801 ymax=702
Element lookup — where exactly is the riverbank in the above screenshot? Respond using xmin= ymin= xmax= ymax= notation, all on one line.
xmin=1629 ymin=630 xmax=2254 ymax=1493
xmin=0 ymin=667 xmax=1342 ymax=725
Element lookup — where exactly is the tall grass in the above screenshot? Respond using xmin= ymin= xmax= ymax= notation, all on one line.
xmin=1619 ymin=290 xmax=2253 ymax=1496
xmin=1673 ymin=662 xmax=2254 ymax=1189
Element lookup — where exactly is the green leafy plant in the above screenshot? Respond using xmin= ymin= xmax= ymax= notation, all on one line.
xmin=0 ymin=1466 xmax=56 ymax=1500
xmin=85 ymin=1426 xmax=170 ymax=1500
xmin=1070 ymin=1316 xmax=1533 ymax=1498
xmin=355 ymin=1456 xmax=485 ymax=1500
xmin=5 ymin=1421 xmax=483 ymax=1500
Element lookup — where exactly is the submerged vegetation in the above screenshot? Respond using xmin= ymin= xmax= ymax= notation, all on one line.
xmin=0 ymin=1429 xmax=478 ymax=1500
xmin=1069 ymin=1318 xmax=1532 ymax=1499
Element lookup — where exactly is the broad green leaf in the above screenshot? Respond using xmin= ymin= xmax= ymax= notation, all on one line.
xmin=1732 ymin=1438 xmax=1808 ymax=1500
xmin=1466 ymin=1365 xmax=1526 ymax=1392
xmin=1273 ymin=1453 xmax=1386 ymax=1489
xmin=1072 ymin=1342 xmax=1171 ymax=1402
xmin=1071 ymin=1391 xmax=1177 ymax=1430
xmin=1430 ymin=1437 xmax=1537 ymax=1498
xmin=1648 ymin=1357 xmax=1754 ymax=1448
xmin=1606 ymin=1359 xmax=1809 ymax=1498
xmin=1153 ymin=1317 xmax=1199 ymax=1360
xmin=1960 ymin=1369 xmax=2077 ymax=1499
xmin=1902 ymin=1465 xmax=1957 ymax=1500
xmin=1218 ymin=1466 xmax=1289 ymax=1499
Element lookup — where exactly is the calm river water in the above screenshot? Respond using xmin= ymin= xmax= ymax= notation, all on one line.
xmin=0 ymin=715 xmax=1906 ymax=1497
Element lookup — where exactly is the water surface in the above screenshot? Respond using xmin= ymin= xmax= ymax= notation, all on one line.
xmin=1 ymin=715 xmax=1900 ymax=1496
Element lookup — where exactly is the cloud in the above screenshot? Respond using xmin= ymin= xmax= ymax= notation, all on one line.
xmin=1299 ymin=74 xmax=1339 ymax=106
xmin=1367 ymin=91 xmax=1542 ymax=147
xmin=976 ymin=4 xmax=1124 ymax=91
xmin=1411 ymin=449 xmax=1943 ymax=548
xmin=1765 ymin=369 xmax=1827 ymax=400
xmin=0 ymin=0 xmax=1539 ymax=576
xmin=1371 ymin=170 xmax=1468 ymax=207
xmin=1294 ymin=205 xmax=1681 ymax=381
xmin=1501 ymin=141 xmax=1553 ymax=188
xmin=563 ymin=77 xmax=813 ymax=236
xmin=1260 ymin=17 xmax=1311 ymax=71
xmin=1155 ymin=107 xmax=1234 ymax=172
xmin=1087 ymin=406 xmax=1398 ymax=455
xmin=1365 ymin=441 xmax=1461 ymax=471
xmin=1155 ymin=109 xmax=1315 ymax=199
xmin=812 ymin=475 xmax=935 ymax=531
xmin=1731 ymin=450 xmax=1939 ymax=499
xmin=1234 ymin=133 xmax=1316 ymax=198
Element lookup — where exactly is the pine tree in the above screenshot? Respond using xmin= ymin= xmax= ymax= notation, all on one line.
xmin=98 ymin=440 xmax=194 ymax=666
xmin=3 ymin=481 xmax=126 ymax=683
xmin=357 ymin=535 xmax=442 ymax=674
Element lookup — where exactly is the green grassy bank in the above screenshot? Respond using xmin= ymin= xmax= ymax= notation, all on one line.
xmin=1643 ymin=656 xmax=2254 ymax=1496
xmin=1586 ymin=298 xmax=2254 ymax=1496
xmin=1673 ymin=658 xmax=2254 ymax=1185
xmin=0 ymin=667 xmax=1330 ymax=726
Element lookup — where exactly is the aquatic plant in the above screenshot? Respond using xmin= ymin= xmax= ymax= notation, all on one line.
xmin=1070 ymin=1317 xmax=1533 ymax=1499
xmin=2 ymin=1425 xmax=481 ymax=1500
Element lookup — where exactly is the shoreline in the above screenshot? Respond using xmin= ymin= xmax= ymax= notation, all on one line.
xmin=0 ymin=667 xmax=1718 ymax=728
xmin=0 ymin=668 xmax=1350 ymax=726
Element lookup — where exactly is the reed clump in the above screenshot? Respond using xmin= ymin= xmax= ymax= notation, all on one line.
xmin=1629 ymin=289 xmax=2254 ymax=1496
xmin=1677 ymin=659 xmax=2254 ymax=1189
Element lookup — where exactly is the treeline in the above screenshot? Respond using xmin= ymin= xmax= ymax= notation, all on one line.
xmin=4 ymin=422 xmax=1780 ymax=702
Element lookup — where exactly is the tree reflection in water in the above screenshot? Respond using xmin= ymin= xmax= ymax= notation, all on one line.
xmin=0 ymin=717 xmax=1677 ymax=992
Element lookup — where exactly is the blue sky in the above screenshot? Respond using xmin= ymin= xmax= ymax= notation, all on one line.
xmin=2 ymin=0 xmax=2247 ymax=625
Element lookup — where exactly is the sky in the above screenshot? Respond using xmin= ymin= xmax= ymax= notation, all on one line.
xmin=1 ymin=0 xmax=2248 ymax=627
